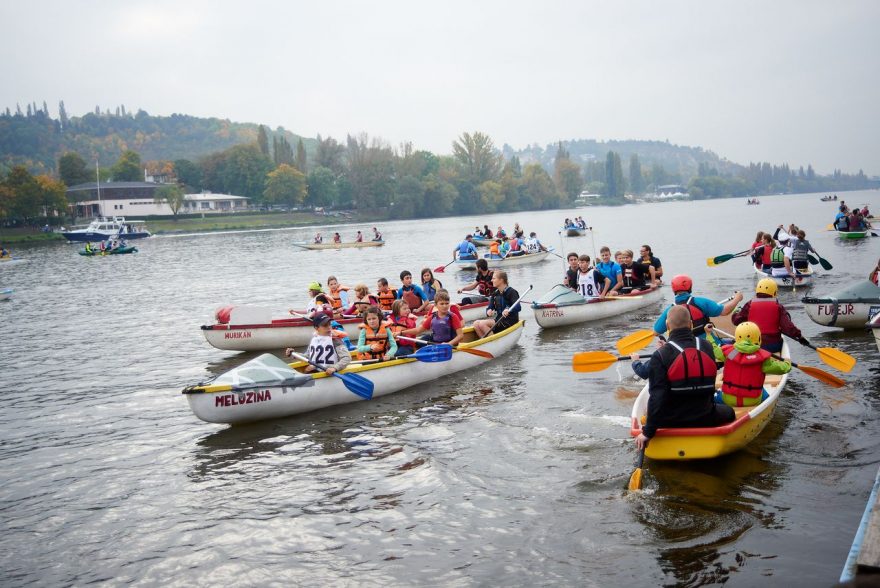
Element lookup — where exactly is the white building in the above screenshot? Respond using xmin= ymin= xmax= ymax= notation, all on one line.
xmin=181 ymin=193 xmax=250 ymax=214
xmin=66 ymin=182 xmax=250 ymax=217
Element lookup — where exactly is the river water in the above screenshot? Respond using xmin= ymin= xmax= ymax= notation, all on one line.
xmin=1 ymin=191 xmax=879 ymax=586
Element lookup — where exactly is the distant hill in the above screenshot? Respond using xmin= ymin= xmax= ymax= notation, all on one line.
xmin=502 ymin=138 xmax=744 ymax=180
xmin=0 ymin=105 xmax=313 ymax=176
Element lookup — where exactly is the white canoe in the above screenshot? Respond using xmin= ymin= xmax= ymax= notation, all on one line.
xmin=0 ymin=288 xmax=12 ymax=301
xmin=802 ymin=281 xmax=880 ymax=329
xmin=532 ymin=284 xmax=665 ymax=329
xmin=201 ymin=301 xmax=489 ymax=352
xmin=753 ymin=264 xmax=814 ymax=288
xmin=293 ymin=240 xmax=385 ymax=250
xmin=629 ymin=339 xmax=790 ymax=460
xmin=564 ymin=227 xmax=586 ymax=237
xmin=183 ymin=321 xmax=525 ymax=424
xmin=472 ymin=237 xmax=495 ymax=247
xmin=870 ymin=314 xmax=880 ymax=354
xmin=0 ymin=257 xmax=27 ymax=268
xmin=455 ymin=250 xmax=550 ymax=270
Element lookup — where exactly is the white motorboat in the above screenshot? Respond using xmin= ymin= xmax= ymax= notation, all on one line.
xmin=61 ymin=216 xmax=151 ymax=242
xmin=532 ymin=284 xmax=665 ymax=329
xmin=183 ymin=321 xmax=525 ymax=424
xmin=802 ymin=281 xmax=880 ymax=329
xmin=201 ymin=301 xmax=490 ymax=352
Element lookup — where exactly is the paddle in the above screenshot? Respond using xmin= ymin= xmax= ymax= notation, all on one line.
xmin=795 ymin=338 xmax=856 ymax=373
xmin=815 ymin=253 xmax=833 ymax=271
xmin=288 ymin=352 xmax=374 ymax=399
xmin=615 ymin=330 xmax=656 ymax=355
xmin=435 ymin=258 xmax=456 ymax=273
xmin=628 ymin=446 xmax=646 ymax=491
xmin=356 ymin=344 xmax=454 ymax=364
xmin=706 ymin=249 xmax=751 ymax=267
xmin=572 ymin=350 xmax=651 ymax=372
xmin=198 ymin=376 xmax=311 ymax=394
xmin=399 ymin=336 xmax=494 ymax=359
xmin=712 ymin=328 xmax=847 ymax=386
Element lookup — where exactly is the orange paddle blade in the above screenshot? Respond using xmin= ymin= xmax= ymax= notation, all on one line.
xmin=572 ymin=350 xmax=620 ymax=372
xmin=616 ymin=330 xmax=655 ymax=355
xmin=796 ymin=364 xmax=846 ymax=388
xmin=815 ymin=346 xmax=856 ymax=373
xmin=628 ymin=467 xmax=644 ymax=491
xmin=458 ymin=347 xmax=494 ymax=359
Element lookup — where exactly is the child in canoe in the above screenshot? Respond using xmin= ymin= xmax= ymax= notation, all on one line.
xmin=326 ymin=276 xmax=351 ymax=313
xmin=286 ymin=312 xmax=351 ymax=375
xmin=388 ymin=299 xmax=420 ymax=357
xmin=355 ymin=306 xmax=397 ymax=362
xmin=409 ymin=290 xmax=463 ymax=346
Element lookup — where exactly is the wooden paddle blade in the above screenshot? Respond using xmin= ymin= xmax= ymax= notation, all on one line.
xmin=616 ymin=330 xmax=655 ymax=355
xmin=816 ymin=346 xmax=856 ymax=373
xmin=796 ymin=364 xmax=846 ymax=388
xmin=628 ymin=467 xmax=644 ymax=491
xmin=459 ymin=347 xmax=494 ymax=359
xmin=572 ymin=350 xmax=619 ymax=372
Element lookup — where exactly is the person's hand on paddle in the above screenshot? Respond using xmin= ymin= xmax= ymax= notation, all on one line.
xmin=501 ymin=308 xmax=510 ymax=318
xmin=630 ymin=353 xmax=642 ymax=362
xmin=370 ymin=343 xmax=384 ymax=353
xmin=325 ymin=366 xmax=337 ymax=375
xmin=704 ymin=324 xmax=714 ymax=335
xmin=486 ymin=308 xmax=496 ymax=317
xmin=635 ymin=433 xmax=649 ymax=450
xmin=284 ymin=347 xmax=295 ymax=357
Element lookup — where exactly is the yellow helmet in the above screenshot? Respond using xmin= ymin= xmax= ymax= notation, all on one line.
xmin=756 ymin=278 xmax=778 ymax=297
xmin=735 ymin=321 xmax=762 ymax=346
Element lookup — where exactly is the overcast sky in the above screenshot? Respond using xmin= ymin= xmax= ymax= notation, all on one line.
xmin=2 ymin=1 xmax=878 ymax=174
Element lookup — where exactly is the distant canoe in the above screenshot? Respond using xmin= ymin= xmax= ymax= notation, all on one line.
xmin=0 ymin=288 xmax=12 ymax=301
xmin=836 ymin=230 xmax=868 ymax=240
xmin=0 ymin=257 xmax=27 ymax=268
xmin=293 ymin=240 xmax=385 ymax=250
xmin=79 ymin=246 xmax=138 ymax=256
xmin=753 ymin=264 xmax=813 ymax=288
xmin=455 ymin=250 xmax=550 ymax=270
xmin=472 ymin=237 xmax=496 ymax=247
xmin=564 ymin=226 xmax=587 ymax=237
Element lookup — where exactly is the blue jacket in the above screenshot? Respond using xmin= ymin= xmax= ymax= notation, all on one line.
xmin=653 ymin=293 xmax=724 ymax=335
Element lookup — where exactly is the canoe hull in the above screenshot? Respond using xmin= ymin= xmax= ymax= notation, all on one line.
xmin=532 ymin=286 xmax=664 ymax=328
xmin=565 ymin=228 xmax=586 ymax=237
xmin=753 ymin=264 xmax=813 ymax=288
xmin=837 ymin=231 xmax=868 ymax=240
xmin=455 ymin=251 xmax=550 ymax=270
xmin=803 ymin=300 xmax=880 ymax=329
xmin=79 ymin=246 xmax=138 ymax=256
xmin=184 ymin=321 xmax=525 ymax=424
xmin=0 ymin=288 xmax=11 ymax=301
xmin=201 ymin=302 xmax=489 ymax=351
xmin=629 ymin=343 xmax=790 ymax=460
xmin=871 ymin=315 xmax=880 ymax=354
xmin=293 ymin=240 xmax=384 ymax=250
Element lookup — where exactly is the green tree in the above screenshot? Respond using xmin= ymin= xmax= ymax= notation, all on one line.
xmin=419 ymin=173 xmax=457 ymax=217
xmin=452 ymin=131 xmax=502 ymax=185
xmin=604 ymin=151 xmax=625 ymax=198
xmin=306 ymin=166 xmax=339 ymax=207
xmin=3 ymin=166 xmax=41 ymax=220
xmin=264 ymin=164 xmax=307 ymax=209
xmin=111 ymin=150 xmax=142 ymax=181
xmin=314 ymin=134 xmax=345 ymax=174
xmin=554 ymin=158 xmax=583 ymax=204
xmin=202 ymin=144 xmax=273 ymax=200
xmin=521 ymin=163 xmax=556 ymax=209
xmin=173 ymin=159 xmax=202 ymax=190
xmin=295 ymin=139 xmax=307 ymax=173
xmin=273 ymin=136 xmax=294 ymax=167
xmin=346 ymin=133 xmax=395 ymax=209
xmin=36 ymin=175 xmax=68 ymax=221
xmin=257 ymin=125 xmax=269 ymax=156
xmin=392 ymin=175 xmax=424 ymax=219
xmin=58 ymin=152 xmax=91 ymax=186
xmin=628 ymin=154 xmax=645 ymax=195
xmin=154 ymin=184 xmax=187 ymax=219
xmin=478 ymin=180 xmax=504 ymax=212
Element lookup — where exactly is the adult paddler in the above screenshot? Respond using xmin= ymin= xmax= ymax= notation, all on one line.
xmin=634 ymin=305 xmax=736 ymax=450
xmin=731 ymin=278 xmax=806 ymax=353
xmin=473 ymin=271 xmax=520 ymax=338
xmin=453 ymin=234 xmax=478 ymax=261
xmin=652 ymin=274 xmax=742 ymax=337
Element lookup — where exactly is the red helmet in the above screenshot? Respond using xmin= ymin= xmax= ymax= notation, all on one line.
xmin=671 ymin=274 xmax=693 ymax=293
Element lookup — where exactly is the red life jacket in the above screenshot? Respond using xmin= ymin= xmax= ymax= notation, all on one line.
xmin=377 ymin=289 xmax=396 ymax=311
xmin=748 ymin=299 xmax=781 ymax=338
xmin=720 ymin=344 xmax=770 ymax=407
xmin=358 ymin=322 xmax=390 ymax=360
xmin=401 ymin=288 xmax=422 ymax=310
xmin=664 ymin=338 xmax=717 ymax=396
xmin=760 ymin=245 xmax=772 ymax=266
xmin=676 ymin=296 xmax=708 ymax=330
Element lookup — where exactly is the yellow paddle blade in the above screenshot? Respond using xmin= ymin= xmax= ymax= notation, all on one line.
xmin=796 ymin=364 xmax=846 ymax=388
xmin=616 ymin=330 xmax=655 ymax=355
xmin=816 ymin=346 xmax=856 ymax=373
xmin=706 ymin=257 xmax=717 ymax=267
xmin=628 ymin=467 xmax=643 ymax=491
xmin=572 ymin=350 xmax=619 ymax=372
xmin=825 ymin=223 xmax=834 ymax=231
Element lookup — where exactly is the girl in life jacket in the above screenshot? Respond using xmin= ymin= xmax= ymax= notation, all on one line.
xmin=388 ymin=299 xmax=419 ymax=357
xmin=421 ymin=268 xmax=443 ymax=302
xmin=706 ymin=322 xmax=791 ymax=408
xmin=344 ymin=284 xmax=379 ymax=318
xmin=355 ymin=306 xmax=397 ymax=362
xmin=325 ymin=276 xmax=350 ymax=313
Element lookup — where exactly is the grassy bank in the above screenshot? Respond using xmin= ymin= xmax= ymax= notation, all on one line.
xmin=0 ymin=229 xmax=65 ymax=244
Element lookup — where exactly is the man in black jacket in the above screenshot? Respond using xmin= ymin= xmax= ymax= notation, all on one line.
xmin=634 ymin=305 xmax=735 ymax=450
xmin=473 ymin=270 xmax=520 ymax=338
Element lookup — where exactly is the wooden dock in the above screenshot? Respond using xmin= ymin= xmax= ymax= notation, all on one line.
xmin=841 ymin=465 xmax=880 ymax=582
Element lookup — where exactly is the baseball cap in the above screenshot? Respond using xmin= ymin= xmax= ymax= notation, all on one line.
xmin=307 ymin=281 xmax=323 ymax=292
xmin=312 ymin=312 xmax=332 ymax=327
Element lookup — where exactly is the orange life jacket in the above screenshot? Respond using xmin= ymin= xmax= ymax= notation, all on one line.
xmin=489 ymin=241 xmax=500 ymax=255
xmin=720 ymin=344 xmax=770 ymax=407
xmin=328 ymin=286 xmax=347 ymax=310
xmin=377 ymin=289 xmax=396 ymax=311
xmin=358 ymin=322 xmax=390 ymax=360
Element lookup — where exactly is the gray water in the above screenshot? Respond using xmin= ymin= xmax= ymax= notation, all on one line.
xmin=1 ymin=191 xmax=879 ymax=586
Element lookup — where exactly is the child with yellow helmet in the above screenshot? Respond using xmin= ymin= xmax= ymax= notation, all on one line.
xmin=705 ymin=321 xmax=792 ymax=408
xmin=732 ymin=278 xmax=808 ymax=353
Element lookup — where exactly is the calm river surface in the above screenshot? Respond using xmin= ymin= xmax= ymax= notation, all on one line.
xmin=2 ymin=191 xmax=879 ymax=586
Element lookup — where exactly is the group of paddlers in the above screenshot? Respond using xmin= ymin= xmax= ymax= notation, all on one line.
xmin=750 ymin=225 xmax=818 ymax=277
xmin=83 ymin=237 xmax=128 ymax=253
xmin=563 ymin=217 xmax=588 ymax=229
xmin=832 ymin=201 xmax=871 ymax=231
xmin=314 ymin=227 xmax=383 ymax=244
xmin=561 ymin=244 xmax=664 ymax=299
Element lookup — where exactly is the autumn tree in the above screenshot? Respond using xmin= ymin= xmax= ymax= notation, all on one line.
xmin=553 ymin=144 xmax=582 ymax=204
xmin=35 ymin=175 xmax=68 ymax=220
xmin=154 ymin=184 xmax=187 ymax=219
xmin=264 ymin=164 xmax=307 ymax=209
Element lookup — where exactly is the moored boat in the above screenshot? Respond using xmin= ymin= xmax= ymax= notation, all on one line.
xmin=455 ymin=250 xmax=550 ymax=270
xmin=837 ymin=230 xmax=869 ymax=240
xmin=79 ymin=246 xmax=138 ymax=256
xmin=629 ymin=341 xmax=791 ymax=460
xmin=869 ymin=313 xmax=880 ymax=354
xmin=753 ymin=264 xmax=813 ymax=288
xmin=802 ymin=281 xmax=880 ymax=329
xmin=201 ymin=301 xmax=490 ymax=351
xmin=293 ymin=240 xmax=384 ymax=250
xmin=532 ymin=284 xmax=665 ymax=329
xmin=183 ymin=320 xmax=525 ymax=424
xmin=61 ymin=217 xmax=151 ymax=242
xmin=564 ymin=226 xmax=586 ymax=237
xmin=0 ymin=288 xmax=12 ymax=301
